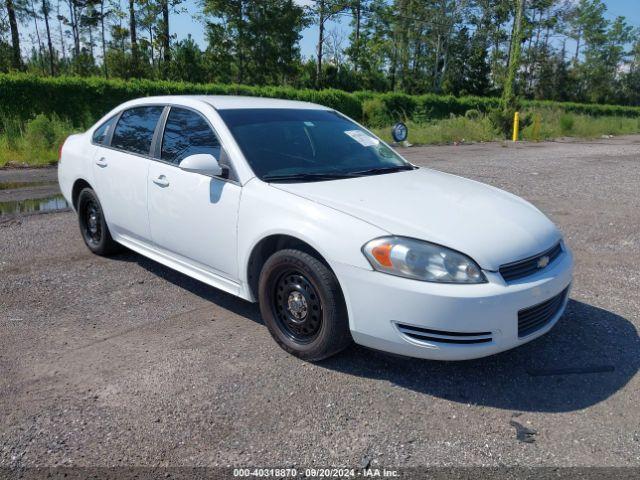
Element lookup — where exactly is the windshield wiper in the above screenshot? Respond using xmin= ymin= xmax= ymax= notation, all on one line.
xmin=262 ymin=172 xmax=356 ymax=183
xmin=263 ymin=165 xmax=416 ymax=183
xmin=349 ymin=165 xmax=416 ymax=176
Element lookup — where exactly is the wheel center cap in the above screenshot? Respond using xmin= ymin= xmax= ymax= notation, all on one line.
xmin=287 ymin=291 xmax=308 ymax=321
xmin=88 ymin=213 xmax=98 ymax=233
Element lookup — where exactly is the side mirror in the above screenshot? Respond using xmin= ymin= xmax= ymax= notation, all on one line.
xmin=179 ymin=153 xmax=225 ymax=178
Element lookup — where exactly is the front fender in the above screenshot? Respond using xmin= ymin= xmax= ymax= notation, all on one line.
xmin=237 ymin=180 xmax=387 ymax=299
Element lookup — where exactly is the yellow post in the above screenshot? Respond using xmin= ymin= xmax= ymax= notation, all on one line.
xmin=512 ymin=111 xmax=519 ymax=142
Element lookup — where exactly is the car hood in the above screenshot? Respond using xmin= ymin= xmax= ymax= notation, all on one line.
xmin=272 ymin=168 xmax=560 ymax=271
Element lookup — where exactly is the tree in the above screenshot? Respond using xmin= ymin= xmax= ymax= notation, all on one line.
xmin=170 ymin=34 xmax=205 ymax=82
xmin=566 ymin=0 xmax=632 ymax=103
xmin=0 ymin=38 xmax=13 ymax=71
xmin=430 ymin=0 xmax=460 ymax=93
xmin=1 ymin=0 xmax=637 ymax=108
xmin=246 ymin=0 xmax=307 ymax=84
xmin=203 ymin=0 xmax=248 ymax=83
xmin=5 ymin=0 xmax=23 ymax=68
xmin=549 ymin=40 xmax=571 ymax=101
xmin=41 ymin=0 xmax=56 ymax=74
xmin=66 ymin=0 xmax=81 ymax=58
xmin=98 ymin=0 xmax=109 ymax=76
xmin=203 ymin=0 xmax=307 ymax=85
xmin=621 ymin=34 xmax=640 ymax=106
xmin=159 ymin=0 xmax=169 ymax=75
xmin=345 ymin=0 xmax=392 ymax=91
xmin=55 ymin=0 xmax=67 ymax=64
xmin=104 ymin=22 xmax=131 ymax=77
xmin=442 ymin=26 xmax=491 ymax=97
xmin=128 ymin=0 xmax=139 ymax=69
xmin=502 ymin=0 xmax=525 ymax=110
xmin=350 ymin=0 xmax=365 ymax=72
xmin=137 ymin=0 xmax=159 ymax=71
xmin=308 ymin=0 xmax=346 ymax=88
xmin=28 ymin=0 xmax=47 ymax=74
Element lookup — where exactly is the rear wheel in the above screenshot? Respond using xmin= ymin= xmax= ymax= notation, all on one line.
xmin=258 ymin=249 xmax=351 ymax=361
xmin=77 ymin=187 xmax=120 ymax=256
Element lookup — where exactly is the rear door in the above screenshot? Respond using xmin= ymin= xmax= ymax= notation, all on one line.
xmin=147 ymin=106 xmax=241 ymax=282
xmin=92 ymin=105 xmax=164 ymax=242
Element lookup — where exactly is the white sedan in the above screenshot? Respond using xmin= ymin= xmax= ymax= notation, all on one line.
xmin=58 ymin=96 xmax=573 ymax=361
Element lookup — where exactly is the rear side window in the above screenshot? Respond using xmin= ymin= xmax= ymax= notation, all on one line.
xmin=161 ymin=107 xmax=220 ymax=165
xmin=111 ymin=106 xmax=164 ymax=156
xmin=92 ymin=116 xmax=116 ymax=145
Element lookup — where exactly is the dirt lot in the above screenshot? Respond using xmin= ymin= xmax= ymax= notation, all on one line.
xmin=1 ymin=137 xmax=639 ymax=469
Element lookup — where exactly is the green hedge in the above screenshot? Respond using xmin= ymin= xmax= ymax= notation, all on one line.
xmin=1 ymin=73 xmax=639 ymax=129
xmin=0 ymin=74 xmax=362 ymax=126
xmin=524 ymin=99 xmax=640 ymax=117
xmin=356 ymin=91 xmax=640 ymax=125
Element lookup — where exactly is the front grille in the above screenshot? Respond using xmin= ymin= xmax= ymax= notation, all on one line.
xmin=518 ymin=288 xmax=568 ymax=338
xmin=396 ymin=323 xmax=492 ymax=345
xmin=500 ymin=242 xmax=563 ymax=282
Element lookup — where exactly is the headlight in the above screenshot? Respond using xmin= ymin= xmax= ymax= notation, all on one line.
xmin=362 ymin=236 xmax=486 ymax=284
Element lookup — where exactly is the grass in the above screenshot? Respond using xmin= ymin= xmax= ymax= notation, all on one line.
xmin=373 ymin=110 xmax=640 ymax=146
xmin=0 ymin=114 xmax=78 ymax=168
xmin=373 ymin=116 xmax=497 ymax=145
xmin=520 ymin=109 xmax=640 ymax=140
xmin=0 ymin=139 xmax=60 ymax=168
xmin=0 ymin=109 xmax=639 ymax=168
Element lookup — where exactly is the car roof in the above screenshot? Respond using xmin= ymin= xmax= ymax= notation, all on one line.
xmin=126 ymin=95 xmax=331 ymax=111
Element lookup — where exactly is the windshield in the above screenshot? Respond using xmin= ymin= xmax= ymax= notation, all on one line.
xmin=217 ymin=108 xmax=413 ymax=182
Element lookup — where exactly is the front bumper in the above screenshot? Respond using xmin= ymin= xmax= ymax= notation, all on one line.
xmin=334 ymin=248 xmax=574 ymax=361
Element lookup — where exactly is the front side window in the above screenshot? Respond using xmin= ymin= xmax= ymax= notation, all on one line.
xmin=216 ymin=108 xmax=412 ymax=182
xmin=111 ymin=106 xmax=164 ymax=156
xmin=92 ymin=116 xmax=116 ymax=145
xmin=161 ymin=107 xmax=221 ymax=165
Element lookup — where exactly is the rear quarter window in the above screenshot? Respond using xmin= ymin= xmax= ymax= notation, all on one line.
xmin=92 ymin=116 xmax=116 ymax=145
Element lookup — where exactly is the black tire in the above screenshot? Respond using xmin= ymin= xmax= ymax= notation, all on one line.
xmin=258 ymin=249 xmax=352 ymax=361
xmin=77 ymin=187 xmax=121 ymax=256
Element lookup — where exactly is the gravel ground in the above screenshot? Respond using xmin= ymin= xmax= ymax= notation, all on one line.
xmin=0 ymin=137 xmax=639 ymax=469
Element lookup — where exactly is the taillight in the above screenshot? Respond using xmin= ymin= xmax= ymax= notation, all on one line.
xmin=58 ymin=137 xmax=68 ymax=162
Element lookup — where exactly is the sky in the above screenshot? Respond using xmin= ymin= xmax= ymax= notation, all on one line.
xmin=169 ymin=0 xmax=640 ymax=60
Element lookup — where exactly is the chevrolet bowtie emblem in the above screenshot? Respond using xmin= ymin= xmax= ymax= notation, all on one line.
xmin=537 ymin=255 xmax=550 ymax=268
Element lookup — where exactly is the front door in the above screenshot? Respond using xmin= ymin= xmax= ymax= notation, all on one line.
xmin=147 ymin=106 xmax=241 ymax=282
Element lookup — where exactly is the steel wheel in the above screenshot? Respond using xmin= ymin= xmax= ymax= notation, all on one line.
xmin=83 ymin=199 xmax=102 ymax=247
xmin=76 ymin=187 xmax=121 ymax=256
xmin=272 ymin=269 xmax=323 ymax=343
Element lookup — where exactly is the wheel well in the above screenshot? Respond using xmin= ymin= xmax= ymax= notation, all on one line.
xmin=247 ymin=235 xmax=330 ymax=301
xmin=71 ymin=179 xmax=92 ymax=210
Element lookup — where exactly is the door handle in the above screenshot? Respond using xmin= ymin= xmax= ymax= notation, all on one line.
xmin=152 ymin=175 xmax=170 ymax=188
xmin=95 ymin=157 xmax=108 ymax=168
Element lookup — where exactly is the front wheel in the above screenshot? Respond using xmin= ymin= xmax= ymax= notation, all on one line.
xmin=258 ymin=249 xmax=352 ymax=361
xmin=77 ymin=187 xmax=121 ymax=256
